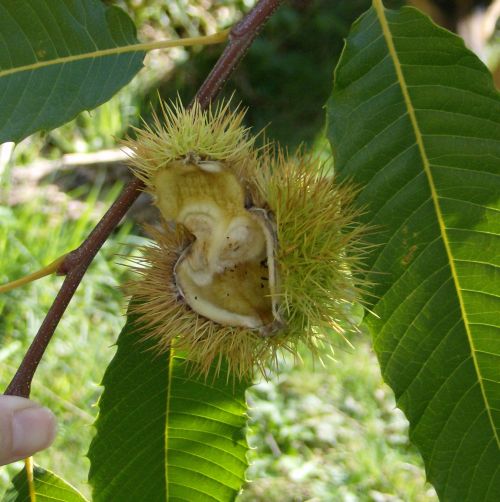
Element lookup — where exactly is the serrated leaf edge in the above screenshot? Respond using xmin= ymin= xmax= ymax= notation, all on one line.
xmin=372 ymin=0 xmax=499 ymax=448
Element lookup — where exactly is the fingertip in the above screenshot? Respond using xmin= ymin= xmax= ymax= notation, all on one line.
xmin=12 ymin=406 xmax=58 ymax=458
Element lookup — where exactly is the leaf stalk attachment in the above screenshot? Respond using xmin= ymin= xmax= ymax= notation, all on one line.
xmin=3 ymin=0 xmax=284 ymax=398
xmin=0 ymin=255 xmax=67 ymax=294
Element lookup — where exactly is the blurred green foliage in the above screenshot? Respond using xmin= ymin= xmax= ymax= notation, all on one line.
xmin=155 ymin=0 xmax=404 ymax=148
xmin=0 ymin=184 xmax=436 ymax=498
xmin=242 ymin=343 xmax=437 ymax=501
xmin=12 ymin=0 xmax=406 ymax=165
xmin=0 ymin=1 xmax=437 ymax=500
xmin=0 ymin=179 xmax=435 ymax=499
xmin=0 ymin=181 xmax=146 ymax=498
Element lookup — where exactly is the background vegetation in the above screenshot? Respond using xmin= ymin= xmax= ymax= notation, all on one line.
xmin=1 ymin=0 xmax=498 ymax=500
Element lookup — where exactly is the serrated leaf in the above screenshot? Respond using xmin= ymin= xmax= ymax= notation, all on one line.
xmin=327 ymin=1 xmax=500 ymax=500
xmin=4 ymin=465 xmax=88 ymax=502
xmin=0 ymin=0 xmax=144 ymax=143
xmin=88 ymin=313 xmax=249 ymax=502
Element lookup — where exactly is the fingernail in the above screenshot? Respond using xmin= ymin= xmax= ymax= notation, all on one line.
xmin=12 ymin=407 xmax=57 ymax=456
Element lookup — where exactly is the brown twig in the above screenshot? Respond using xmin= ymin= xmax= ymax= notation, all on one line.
xmin=4 ymin=0 xmax=283 ymax=398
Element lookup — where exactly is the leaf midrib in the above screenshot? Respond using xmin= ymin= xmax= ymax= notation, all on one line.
xmin=0 ymin=31 xmax=228 ymax=79
xmin=165 ymin=350 xmax=174 ymax=501
xmin=372 ymin=0 xmax=500 ymax=447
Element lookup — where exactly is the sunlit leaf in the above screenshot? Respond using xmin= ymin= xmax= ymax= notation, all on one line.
xmin=88 ymin=313 xmax=249 ymax=501
xmin=4 ymin=465 xmax=88 ymax=502
xmin=327 ymin=1 xmax=500 ymax=500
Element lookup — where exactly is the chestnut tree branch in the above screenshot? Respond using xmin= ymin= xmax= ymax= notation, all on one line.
xmin=5 ymin=0 xmax=283 ymax=398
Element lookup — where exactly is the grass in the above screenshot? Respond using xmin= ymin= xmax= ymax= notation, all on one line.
xmin=0 ymin=3 xmax=437 ymax=496
xmin=241 ymin=339 xmax=437 ymax=501
xmin=0 ymin=179 xmax=436 ymax=500
xmin=0 ymin=180 xmax=145 ymax=499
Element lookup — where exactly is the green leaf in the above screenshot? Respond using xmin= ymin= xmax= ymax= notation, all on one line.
xmin=0 ymin=0 xmax=144 ymax=143
xmin=327 ymin=1 xmax=500 ymax=500
xmin=88 ymin=313 xmax=249 ymax=502
xmin=4 ymin=465 xmax=88 ymax=502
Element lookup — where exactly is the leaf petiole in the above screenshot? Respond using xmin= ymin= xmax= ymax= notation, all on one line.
xmin=0 ymin=254 xmax=67 ymax=294
xmin=25 ymin=457 xmax=35 ymax=502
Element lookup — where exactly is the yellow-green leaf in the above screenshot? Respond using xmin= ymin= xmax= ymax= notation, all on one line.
xmin=5 ymin=465 xmax=88 ymax=502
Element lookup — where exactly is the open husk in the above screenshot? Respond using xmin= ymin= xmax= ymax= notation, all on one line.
xmin=125 ymin=100 xmax=370 ymax=378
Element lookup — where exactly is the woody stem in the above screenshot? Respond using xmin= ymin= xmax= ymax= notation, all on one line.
xmin=4 ymin=0 xmax=283 ymax=398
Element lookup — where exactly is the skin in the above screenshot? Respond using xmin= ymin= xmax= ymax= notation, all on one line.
xmin=0 ymin=396 xmax=57 ymax=466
